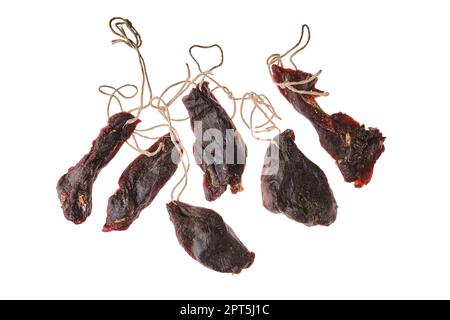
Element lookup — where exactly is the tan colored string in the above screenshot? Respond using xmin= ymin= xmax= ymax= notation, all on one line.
xmin=189 ymin=44 xmax=224 ymax=73
xmin=237 ymin=92 xmax=281 ymax=142
xmin=266 ymin=24 xmax=329 ymax=97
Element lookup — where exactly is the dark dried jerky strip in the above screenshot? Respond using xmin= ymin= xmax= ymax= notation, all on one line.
xmin=103 ymin=133 xmax=181 ymax=232
xmin=182 ymin=82 xmax=247 ymax=201
xmin=167 ymin=201 xmax=255 ymax=274
xmin=261 ymin=129 xmax=337 ymax=226
xmin=271 ymin=64 xmax=385 ymax=187
xmin=57 ymin=112 xmax=139 ymax=224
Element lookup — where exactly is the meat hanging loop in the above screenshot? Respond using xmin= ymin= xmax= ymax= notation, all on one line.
xmin=109 ymin=17 xmax=142 ymax=49
xmin=107 ymin=17 xmax=153 ymax=119
xmin=265 ymin=24 xmax=311 ymax=70
xmin=189 ymin=44 xmax=224 ymax=73
xmin=266 ymin=24 xmax=329 ymax=97
xmin=284 ymin=24 xmax=311 ymax=70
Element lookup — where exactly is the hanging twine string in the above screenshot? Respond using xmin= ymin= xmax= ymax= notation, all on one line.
xmin=266 ymin=24 xmax=329 ymax=97
xmin=237 ymin=92 xmax=281 ymax=142
xmin=98 ymin=17 xmax=163 ymax=158
xmin=108 ymin=17 xmax=153 ymax=120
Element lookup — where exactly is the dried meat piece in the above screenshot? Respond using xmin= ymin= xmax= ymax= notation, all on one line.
xmin=57 ymin=112 xmax=139 ymax=224
xmin=167 ymin=201 xmax=255 ymax=274
xmin=182 ymin=82 xmax=247 ymax=201
xmin=261 ymin=129 xmax=337 ymax=226
xmin=271 ymin=64 xmax=385 ymax=187
xmin=103 ymin=133 xmax=181 ymax=232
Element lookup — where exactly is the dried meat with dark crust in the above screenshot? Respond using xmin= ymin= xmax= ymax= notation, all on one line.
xmin=271 ymin=64 xmax=385 ymax=187
xmin=167 ymin=201 xmax=255 ymax=274
xmin=261 ymin=129 xmax=337 ymax=226
xmin=182 ymin=82 xmax=247 ymax=201
xmin=103 ymin=133 xmax=181 ymax=232
xmin=56 ymin=112 xmax=139 ymax=224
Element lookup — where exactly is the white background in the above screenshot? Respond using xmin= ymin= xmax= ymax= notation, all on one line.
xmin=1 ymin=0 xmax=449 ymax=299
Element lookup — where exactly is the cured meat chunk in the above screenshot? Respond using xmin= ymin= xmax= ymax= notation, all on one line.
xmin=261 ymin=129 xmax=337 ymax=226
xmin=167 ymin=201 xmax=255 ymax=273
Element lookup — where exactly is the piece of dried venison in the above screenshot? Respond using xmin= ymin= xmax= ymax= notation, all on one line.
xmin=166 ymin=201 xmax=255 ymax=274
xmin=103 ymin=133 xmax=181 ymax=232
xmin=261 ymin=129 xmax=338 ymax=226
xmin=271 ymin=64 xmax=385 ymax=187
xmin=182 ymin=82 xmax=247 ymax=201
xmin=57 ymin=112 xmax=139 ymax=224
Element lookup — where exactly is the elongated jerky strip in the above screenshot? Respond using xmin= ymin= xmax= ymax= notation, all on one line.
xmin=57 ymin=112 xmax=139 ymax=224
xmin=104 ymin=133 xmax=180 ymax=231
xmin=182 ymin=82 xmax=247 ymax=201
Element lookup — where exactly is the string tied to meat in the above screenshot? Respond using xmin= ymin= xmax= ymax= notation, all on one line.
xmin=267 ymin=24 xmax=329 ymax=97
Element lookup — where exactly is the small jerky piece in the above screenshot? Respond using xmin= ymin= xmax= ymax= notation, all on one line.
xmin=167 ymin=201 xmax=255 ymax=274
xmin=261 ymin=129 xmax=337 ymax=226
xmin=103 ymin=133 xmax=180 ymax=232
xmin=271 ymin=64 xmax=385 ymax=187
xmin=57 ymin=112 xmax=139 ymax=224
xmin=182 ymin=82 xmax=247 ymax=201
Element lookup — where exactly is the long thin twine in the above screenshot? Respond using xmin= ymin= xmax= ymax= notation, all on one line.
xmin=266 ymin=24 xmax=329 ymax=97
